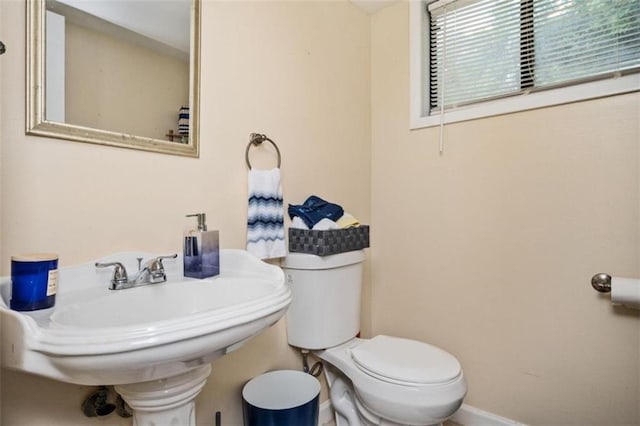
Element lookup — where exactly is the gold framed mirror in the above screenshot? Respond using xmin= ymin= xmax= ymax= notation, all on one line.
xmin=26 ymin=0 xmax=200 ymax=157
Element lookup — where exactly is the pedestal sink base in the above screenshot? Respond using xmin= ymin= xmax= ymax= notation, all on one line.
xmin=115 ymin=364 xmax=212 ymax=426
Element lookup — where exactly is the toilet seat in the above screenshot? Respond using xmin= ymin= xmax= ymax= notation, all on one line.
xmin=317 ymin=336 xmax=466 ymax=426
xmin=350 ymin=335 xmax=461 ymax=386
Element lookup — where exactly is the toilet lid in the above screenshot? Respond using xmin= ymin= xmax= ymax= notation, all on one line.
xmin=350 ymin=335 xmax=461 ymax=385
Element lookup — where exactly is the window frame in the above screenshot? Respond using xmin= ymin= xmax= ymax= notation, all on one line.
xmin=409 ymin=0 xmax=640 ymax=130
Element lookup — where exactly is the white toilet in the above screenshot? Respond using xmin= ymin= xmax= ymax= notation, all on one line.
xmin=281 ymin=250 xmax=466 ymax=426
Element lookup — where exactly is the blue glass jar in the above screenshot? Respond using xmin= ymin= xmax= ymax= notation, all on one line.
xmin=11 ymin=253 xmax=58 ymax=311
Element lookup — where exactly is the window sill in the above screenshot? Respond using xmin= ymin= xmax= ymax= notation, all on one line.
xmin=410 ymin=74 xmax=640 ymax=130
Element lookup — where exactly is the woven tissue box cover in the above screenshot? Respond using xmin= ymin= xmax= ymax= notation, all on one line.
xmin=288 ymin=225 xmax=370 ymax=256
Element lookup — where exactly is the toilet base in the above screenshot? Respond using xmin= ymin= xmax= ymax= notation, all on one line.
xmin=324 ymin=364 xmax=445 ymax=426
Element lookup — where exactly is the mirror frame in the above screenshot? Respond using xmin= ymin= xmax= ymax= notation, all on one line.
xmin=26 ymin=0 xmax=201 ymax=157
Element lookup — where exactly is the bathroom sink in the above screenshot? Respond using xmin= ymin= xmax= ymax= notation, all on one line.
xmin=0 ymin=249 xmax=291 ymax=386
xmin=50 ymin=276 xmax=283 ymax=328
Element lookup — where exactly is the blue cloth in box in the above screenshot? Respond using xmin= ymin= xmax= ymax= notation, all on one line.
xmin=288 ymin=196 xmax=344 ymax=229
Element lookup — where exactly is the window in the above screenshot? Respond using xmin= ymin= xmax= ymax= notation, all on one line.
xmin=410 ymin=0 xmax=640 ymax=129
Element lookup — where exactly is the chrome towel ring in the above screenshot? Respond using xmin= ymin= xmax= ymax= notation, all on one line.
xmin=245 ymin=133 xmax=282 ymax=169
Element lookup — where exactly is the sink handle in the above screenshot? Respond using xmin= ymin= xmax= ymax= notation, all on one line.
xmin=155 ymin=253 xmax=178 ymax=263
xmin=146 ymin=254 xmax=178 ymax=283
xmin=95 ymin=262 xmax=128 ymax=284
xmin=150 ymin=254 xmax=178 ymax=271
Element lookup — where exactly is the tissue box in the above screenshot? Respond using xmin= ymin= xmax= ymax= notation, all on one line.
xmin=288 ymin=225 xmax=370 ymax=256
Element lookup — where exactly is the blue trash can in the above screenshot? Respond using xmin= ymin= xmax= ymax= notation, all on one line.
xmin=242 ymin=370 xmax=320 ymax=426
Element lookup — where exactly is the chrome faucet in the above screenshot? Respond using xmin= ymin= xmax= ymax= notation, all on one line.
xmin=96 ymin=254 xmax=178 ymax=290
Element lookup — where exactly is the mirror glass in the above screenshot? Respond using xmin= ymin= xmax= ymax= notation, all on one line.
xmin=27 ymin=0 xmax=200 ymax=157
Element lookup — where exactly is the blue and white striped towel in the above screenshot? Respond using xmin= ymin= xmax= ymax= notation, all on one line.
xmin=247 ymin=168 xmax=286 ymax=259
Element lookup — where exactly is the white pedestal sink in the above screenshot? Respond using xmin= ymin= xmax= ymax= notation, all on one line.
xmin=0 ymin=249 xmax=291 ymax=425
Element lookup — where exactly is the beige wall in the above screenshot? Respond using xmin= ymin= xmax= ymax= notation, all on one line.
xmin=371 ymin=3 xmax=639 ymax=426
xmin=0 ymin=0 xmax=4 ymax=283
xmin=65 ymin=22 xmax=190 ymax=141
xmin=0 ymin=0 xmax=370 ymax=424
xmin=0 ymin=1 xmax=3 ymax=420
xmin=2 ymin=0 xmax=638 ymax=425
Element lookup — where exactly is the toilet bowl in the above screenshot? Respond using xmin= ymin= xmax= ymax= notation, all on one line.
xmin=316 ymin=336 xmax=466 ymax=426
xmin=281 ymin=250 xmax=467 ymax=426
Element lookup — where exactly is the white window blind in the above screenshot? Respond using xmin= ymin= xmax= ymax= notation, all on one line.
xmin=428 ymin=0 xmax=640 ymax=113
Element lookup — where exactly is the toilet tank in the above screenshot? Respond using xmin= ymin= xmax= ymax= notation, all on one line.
xmin=281 ymin=250 xmax=365 ymax=350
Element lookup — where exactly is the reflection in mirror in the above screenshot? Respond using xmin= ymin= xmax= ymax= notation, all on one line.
xmin=27 ymin=0 xmax=200 ymax=157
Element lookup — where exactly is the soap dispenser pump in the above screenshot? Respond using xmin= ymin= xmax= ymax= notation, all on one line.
xmin=184 ymin=213 xmax=220 ymax=279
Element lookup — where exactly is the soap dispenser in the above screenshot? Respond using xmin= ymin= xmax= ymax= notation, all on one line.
xmin=184 ymin=213 xmax=220 ymax=279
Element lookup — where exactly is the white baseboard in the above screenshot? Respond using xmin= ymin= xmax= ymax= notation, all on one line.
xmin=318 ymin=399 xmax=334 ymax=425
xmin=318 ymin=400 xmax=524 ymax=426
xmin=451 ymin=404 xmax=527 ymax=426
